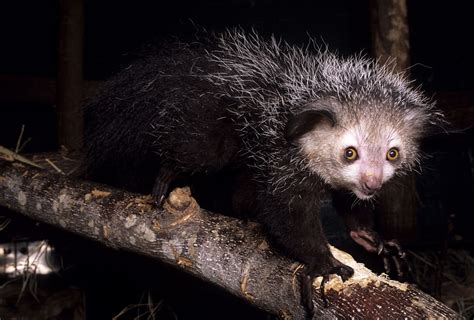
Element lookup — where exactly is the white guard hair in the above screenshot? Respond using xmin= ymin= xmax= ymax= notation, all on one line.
xmin=207 ymin=29 xmax=443 ymax=195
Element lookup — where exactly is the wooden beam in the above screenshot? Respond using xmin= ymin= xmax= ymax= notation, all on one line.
xmin=370 ymin=0 xmax=416 ymax=241
xmin=56 ymin=0 xmax=85 ymax=150
xmin=370 ymin=0 xmax=410 ymax=72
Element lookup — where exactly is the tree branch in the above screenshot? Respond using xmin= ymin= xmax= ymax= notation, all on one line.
xmin=0 ymin=153 xmax=460 ymax=319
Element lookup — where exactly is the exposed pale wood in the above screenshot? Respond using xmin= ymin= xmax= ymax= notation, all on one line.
xmin=0 ymin=154 xmax=460 ymax=319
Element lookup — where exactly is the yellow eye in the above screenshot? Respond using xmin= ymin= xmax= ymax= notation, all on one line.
xmin=387 ymin=148 xmax=399 ymax=161
xmin=344 ymin=147 xmax=358 ymax=161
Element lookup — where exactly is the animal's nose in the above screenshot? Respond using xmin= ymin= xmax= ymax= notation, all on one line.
xmin=362 ymin=174 xmax=382 ymax=194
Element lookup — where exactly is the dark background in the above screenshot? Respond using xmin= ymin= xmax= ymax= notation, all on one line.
xmin=0 ymin=1 xmax=473 ymax=319
xmin=1 ymin=1 xmax=474 ymax=149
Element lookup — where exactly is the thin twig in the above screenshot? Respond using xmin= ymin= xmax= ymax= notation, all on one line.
xmin=18 ymin=137 xmax=32 ymax=153
xmin=0 ymin=145 xmax=43 ymax=169
xmin=0 ymin=217 xmax=11 ymax=230
xmin=15 ymin=125 xmax=25 ymax=153
xmin=45 ymin=158 xmax=65 ymax=175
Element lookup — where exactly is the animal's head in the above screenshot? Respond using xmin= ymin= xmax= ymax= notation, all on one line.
xmin=285 ymin=98 xmax=439 ymax=200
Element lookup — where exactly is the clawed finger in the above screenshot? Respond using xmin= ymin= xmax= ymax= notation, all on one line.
xmin=383 ymin=256 xmax=391 ymax=275
xmin=391 ymin=254 xmax=404 ymax=279
xmin=320 ymin=274 xmax=330 ymax=308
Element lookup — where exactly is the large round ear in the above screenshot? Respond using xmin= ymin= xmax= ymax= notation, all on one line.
xmin=285 ymin=109 xmax=336 ymax=144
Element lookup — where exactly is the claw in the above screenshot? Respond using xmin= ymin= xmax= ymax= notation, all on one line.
xmin=377 ymin=242 xmax=384 ymax=255
xmin=350 ymin=230 xmax=411 ymax=280
xmin=320 ymin=265 xmax=354 ymax=308
xmin=385 ymin=240 xmax=404 ymax=256
xmin=301 ymin=274 xmax=315 ymax=318
xmin=300 ymin=262 xmax=353 ymax=318
xmin=151 ymin=166 xmax=177 ymax=207
xmin=383 ymin=256 xmax=391 ymax=275
xmin=320 ymin=274 xmax=330 ymax=308
xmin=392 ymin=253 xmax=404 ymax=279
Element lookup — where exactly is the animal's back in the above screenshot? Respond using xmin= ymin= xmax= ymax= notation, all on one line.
xmin=83 ymin=39 xmax=240 ymax=193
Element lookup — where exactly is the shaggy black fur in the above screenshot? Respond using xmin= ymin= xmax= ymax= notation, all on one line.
xmin=83 ymin=31 xmax=430 ymax=318
xmin=84 ymin=37 xmax=343 ymax=318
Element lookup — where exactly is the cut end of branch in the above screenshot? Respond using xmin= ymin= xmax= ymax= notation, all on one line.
xmin=164 ymin=187 xmax=196 ymax=211
xmin=156 ymin=187 xmax=200 ymax=229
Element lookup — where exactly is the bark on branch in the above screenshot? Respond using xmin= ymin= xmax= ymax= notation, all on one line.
xmin=0 ymin=153 xmax=460 ymax=319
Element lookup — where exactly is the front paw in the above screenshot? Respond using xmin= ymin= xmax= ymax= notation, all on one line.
xmin=350 ymin=229 xmax=410 ymax=280
xmin=301 ymin=256 xmax=354 ymax=318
